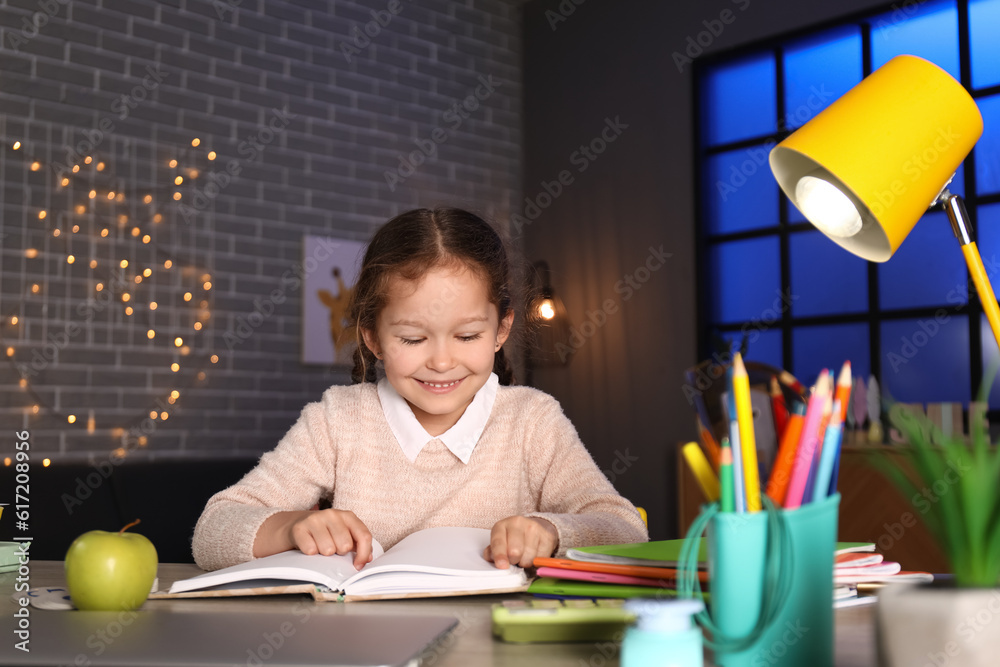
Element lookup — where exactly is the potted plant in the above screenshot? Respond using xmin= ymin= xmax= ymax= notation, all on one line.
xmin=867 ymin=386 xmax=1000 ymax=667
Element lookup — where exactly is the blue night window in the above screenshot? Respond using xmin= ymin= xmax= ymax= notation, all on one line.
xmin=709 ymin=237 xmax=781 ymax=325
xmin=783 ymin=28 xmax=863 ymax=131
xmin=970 ymin=0 xmax=1000 ymax=90
xmin=975 ymin=95 xmax=1000 ymax=195
xmin=789 ymin=231 xmax=869 ymax=317
xmin=703 ymin=53 xmax=777 ymax=146
xmin=792 ymin=323 xmax=870 ymax=386
xmin=881 ymin=317 xmax=970 ymax=404
xmin=878 ymin=211 xmax=967 ymax=310
xmin=869 ymin=0 xmax=959 ymax=80
xmin=705 ymin=146 xmax=779 ymax=235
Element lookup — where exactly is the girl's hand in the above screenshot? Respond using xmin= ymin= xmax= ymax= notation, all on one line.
xmin=483 ymin=516 xmax=558 ymax=569
xmin=255 ymin=508 xmax=373 ymax=569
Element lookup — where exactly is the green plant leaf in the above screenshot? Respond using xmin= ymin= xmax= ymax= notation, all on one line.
xmin=886 ymin=403 xmax=967 ymax=573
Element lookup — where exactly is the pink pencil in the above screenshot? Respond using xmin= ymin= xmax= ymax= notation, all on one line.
xmin=784 ymin=370 xmax=831 ymax=509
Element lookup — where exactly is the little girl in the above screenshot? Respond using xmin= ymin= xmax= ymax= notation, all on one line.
xmin=192 ymin=207 xmax=648 ymax=572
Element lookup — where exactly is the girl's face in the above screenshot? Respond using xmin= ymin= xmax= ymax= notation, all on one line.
xmin=363 ymin=264 xmax=513 ymax=437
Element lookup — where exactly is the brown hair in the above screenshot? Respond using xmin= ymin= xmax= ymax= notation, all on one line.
xmin=348 ymin=207 xmax=515 ymax=385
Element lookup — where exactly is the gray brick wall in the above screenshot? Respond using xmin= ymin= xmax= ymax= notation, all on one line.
xmin=0 ymin=0 xmax=523 ymax=460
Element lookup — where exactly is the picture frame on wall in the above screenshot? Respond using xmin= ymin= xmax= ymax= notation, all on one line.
xmin=301 ymin=234 xmax=366 ymax=366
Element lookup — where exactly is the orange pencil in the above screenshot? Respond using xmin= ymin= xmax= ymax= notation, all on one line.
xmin=834 ymin=361 xmax=852 ymax=423
xmin=785 ymin=370 xmax=832 ymax=509
xmin=698 ymin=419 xmax=721 ymax=472
xmin=769 ymin=376 xmax=789 ymax=438
xmin=766 ymin=401 xmax=806 ymax=505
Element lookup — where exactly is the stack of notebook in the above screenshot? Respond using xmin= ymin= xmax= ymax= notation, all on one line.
xmin=528 ymin=539 xmax=705 ymax=599
xmin=833 ymin=549 xmax=933 ymax=585
xmin=529 ymin=539 xmax=931 ymax=601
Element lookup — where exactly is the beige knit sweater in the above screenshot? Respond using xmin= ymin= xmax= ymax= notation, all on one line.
xmin=192 ymin=382 xmax=649 ymax=571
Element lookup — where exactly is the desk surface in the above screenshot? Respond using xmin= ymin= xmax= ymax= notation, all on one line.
xmin=3 ymin=561 xmax=879 ymax=666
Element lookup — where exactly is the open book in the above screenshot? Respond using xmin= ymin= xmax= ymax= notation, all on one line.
xmin=155 ymin=526 xmax=528 ymax=602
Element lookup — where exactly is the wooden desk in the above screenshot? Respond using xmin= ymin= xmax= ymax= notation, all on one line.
xmin=4 ymin=562 xmax=879 ymax=666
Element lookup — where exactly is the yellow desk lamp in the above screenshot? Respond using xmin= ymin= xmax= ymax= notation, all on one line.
xmin=769 ymin=54 xmax=1000 ymax=352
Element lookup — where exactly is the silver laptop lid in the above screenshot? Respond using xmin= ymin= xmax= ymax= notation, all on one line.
xmin=0 ymin=609 xmax=457 ymax=667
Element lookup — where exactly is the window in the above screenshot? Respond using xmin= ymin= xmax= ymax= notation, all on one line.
xmin=696 ymin=0 xmax=1000 ymax=406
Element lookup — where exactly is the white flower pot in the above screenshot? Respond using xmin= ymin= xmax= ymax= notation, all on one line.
xmin=876 ymin=582 xmax=1000 ymax=667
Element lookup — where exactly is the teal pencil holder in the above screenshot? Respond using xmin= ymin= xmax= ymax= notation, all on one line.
xmin=678 ymin=493 xmax=840 ymax=667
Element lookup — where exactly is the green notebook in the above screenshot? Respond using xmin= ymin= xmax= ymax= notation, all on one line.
xmin=565 ymin=539 xmax=706 ymax=568
xmin=565 ymin=539 xmax=874 ymax=569
xmin=527 ymin=577 xmax=683 ymax=599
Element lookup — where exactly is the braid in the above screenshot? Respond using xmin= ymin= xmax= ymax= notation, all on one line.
xmin=493 ymin=346 xmax=514 ymax=386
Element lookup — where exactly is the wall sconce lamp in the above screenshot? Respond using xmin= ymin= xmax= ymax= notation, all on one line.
xmin=769 ymin=54 xmax=1000 ymax=352
xmin=525 ymin=261 xmax=571 ymax=381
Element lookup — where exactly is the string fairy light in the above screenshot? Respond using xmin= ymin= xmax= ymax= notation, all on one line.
xmin=4 ymin=144 xmax=221 ymax=455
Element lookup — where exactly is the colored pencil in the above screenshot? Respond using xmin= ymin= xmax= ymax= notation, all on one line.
xmin=682 ymin=442 xmax=720 ymax=502
xmin=732 ymin=353 xmax=762 ymax=512
xmin=720 ymin=439 xmax=735 ymax=512
xmin=766 ymin=401 xmax=806 ymax=505
xmin=725 ymin=379 xmax=746 ymax=514
xmin=685 ymin=370 xmax=715 ymax=437
xmin=697 ymin=418 xmax=721 ymax=472
xmin=813 ymin=399 xmax=845 ymax=503
xmin=827 ymin=439 xmax=844 ymax=497
xmin=803 ymin=394 xmax=832 ymax=502
xmin=770 ymin=375 xmax=789 ymax=439
xmin=784 ymin=370 xmax=831 ymax=509
xmin=834 ymin=361 xmax=852 ymax=423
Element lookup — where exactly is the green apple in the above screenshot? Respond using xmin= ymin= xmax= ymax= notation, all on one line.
xmin=65 ymin=519 xmax=158 ymax=611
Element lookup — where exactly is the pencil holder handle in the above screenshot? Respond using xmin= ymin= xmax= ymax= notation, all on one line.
xmin=678 ymin=498 xmax=792 ymax=655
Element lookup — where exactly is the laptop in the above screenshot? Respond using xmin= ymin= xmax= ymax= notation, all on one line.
xmin=0 ymin=608 xmax=457 ymax=667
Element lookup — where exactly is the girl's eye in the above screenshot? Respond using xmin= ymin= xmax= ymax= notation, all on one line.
xmin=458 ymin=333 xmax=483 ymax=342
xmin=400 ymin=338 xmax=423 ymax=346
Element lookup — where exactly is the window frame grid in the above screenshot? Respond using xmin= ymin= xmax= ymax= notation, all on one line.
xmin=694 ymin=0 xmax=996 ymax=405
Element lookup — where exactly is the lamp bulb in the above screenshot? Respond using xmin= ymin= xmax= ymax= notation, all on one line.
xmin=538 ymin=299 xmax=556 ymax=320
xmin=795 ymin=175 xmax=863 ymax=239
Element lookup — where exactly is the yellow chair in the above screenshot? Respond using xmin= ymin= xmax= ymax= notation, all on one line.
xmin=635 ymin=506 xmax=648 ymax=528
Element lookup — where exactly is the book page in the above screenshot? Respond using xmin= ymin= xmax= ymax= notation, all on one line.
xmin=168 ymin=538 xmax=385 ymax=594
xmin=342 ymin=526 xmax=524 ymax=595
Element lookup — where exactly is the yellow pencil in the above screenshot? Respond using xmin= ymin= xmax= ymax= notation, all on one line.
xmin=682 ymin=442 xmax=720 ymax=502
xmin=732 ymin=353 xmax=762 ymax=512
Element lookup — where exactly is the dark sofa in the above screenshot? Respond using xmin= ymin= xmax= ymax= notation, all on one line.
xmin=0 ymin=458 xmax=259 ymax=564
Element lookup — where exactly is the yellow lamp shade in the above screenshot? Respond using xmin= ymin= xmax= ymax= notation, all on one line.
xmin=770 ymin=55 xmax=982 ymax=262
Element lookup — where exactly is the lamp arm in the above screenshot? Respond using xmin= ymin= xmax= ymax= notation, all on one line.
xmin=941 ymin=193 xmax=1000 ymax=357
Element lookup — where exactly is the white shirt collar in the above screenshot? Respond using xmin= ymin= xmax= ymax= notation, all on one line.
xmin=377 ymin=373 xmax=499 ymax=464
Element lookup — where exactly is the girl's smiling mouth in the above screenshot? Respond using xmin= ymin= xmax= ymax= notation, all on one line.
xmin=416 ymin=378 xmax=464 ymax=392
